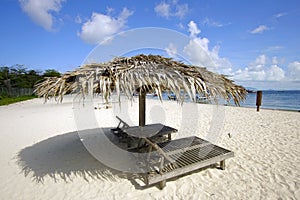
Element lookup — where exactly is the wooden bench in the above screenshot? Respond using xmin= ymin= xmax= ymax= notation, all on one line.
xmin=111 ymin=116 xmax=130 ymax=138
xmin=143 ymin=136 xmax=234 ymax=189
xmin=111 ymin=116 xmax=145 ymax=149
xmin=112 ymin=119 xmax=177 ymax=149
xmin=110 ymin=119 xmax=233 ymax=189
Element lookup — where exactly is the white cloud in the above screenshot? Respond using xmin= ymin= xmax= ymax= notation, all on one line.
xmin=183 ymin=21 xmax=232 ymax=73
xmin=247 ymin=54 xmax=266 ymax=71
xmin=19 ymin=0 xmax=65 ymax=31
xmin=118 ymin=7 xmax=133 ymax=19
xmin=266 ymin=65 xmax=285 ymax=81
xmin=184 ymin=38 xmax=213 ymax=66
xmin=175 ymin=4 xmax=188 ymax=18
xmin=188 ymin=21 xmax=200 ymax=38
xmin=177 ymin=22 xmax=185 ymax=29
xmin=275 ymin=12 xmax=287 ymax=18
xmin=165 ymin=43 xmax=177 ymax=57
xmin=233 ymin=55 xmax=300 ymax=90
xmin=154 ymin=1 xmax=188 ymax=19
xmin=250 ymin=25 xmax=269 ymax=34
xmin=287 ymin=61 xmax=300 ymax=81
xmin=75 ymin=15 xmax=82 ymax=24
xmin=202 ymin=17 xmax=229 ymax=27
xmin=233 ymin=55 xmax=285 ymax=81
xmin=180 ymin=21 xmax=298 ymax=89
xmin=78 ymin=8 xmax=133 ymax=44
xmin=255 ymin=54 xmax=267 ymax=65
xmin=154 ymin=2 xmax=171 ymax=18
xmin=106 ymin=7 xmax=114 ymax=15
xmin=272 ymin=57 xmax=278 ymax=65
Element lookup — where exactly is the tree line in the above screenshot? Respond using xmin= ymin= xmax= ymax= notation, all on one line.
xmin=0 ymin=64 xmax=61 ymax=97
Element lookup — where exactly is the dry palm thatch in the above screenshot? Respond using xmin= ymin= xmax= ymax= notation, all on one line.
xmin=34 ymin=54 xmax=247 ymax=105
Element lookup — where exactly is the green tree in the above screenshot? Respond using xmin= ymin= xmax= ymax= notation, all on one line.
xmin=0 ymin=66 xmax=11 ymax=96
xmin=0 ymin=65 xmax=43 ymax=96
xmin=1 ymin=65 xmax=62 ymax=97
xmin=9 ymin=64 xmax=27 ymax=88
xmin=43 ymin=69 xmax=61 ymax=77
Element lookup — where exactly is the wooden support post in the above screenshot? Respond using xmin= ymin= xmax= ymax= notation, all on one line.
xmin=139 ymin=91 xmax=146 ymax=126
xmin=220 ymin=160 xmax=225 ymax=170
xmin=147 ymin=145 xmax=153 ymax=170
xmin=256 ymin=91 xmax=262 ymax=112
xmin=158 ymin=180 xmax=166 ymax=190
xmin=159 ymin=156 xmax=165 ymax=175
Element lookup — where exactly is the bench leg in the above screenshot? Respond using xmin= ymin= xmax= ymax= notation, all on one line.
xmin=158 ymin=180 xmax=166 ymax=190
xmin=220 ymin=160 xmax=225 ymax=170
xmin=168 ymin=133 xmax=171 ymax=140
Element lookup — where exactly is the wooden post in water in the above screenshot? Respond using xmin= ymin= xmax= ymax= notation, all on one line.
xmin=139 ymin=90 xmax=146 ymax=126
xmin=256 ymin=91 xmax=262 ymax=112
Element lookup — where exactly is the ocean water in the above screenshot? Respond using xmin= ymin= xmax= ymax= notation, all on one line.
xmin=148 ymin=90 xmax=300 ymax=111
xmin=240 ymin=90 xmax=300 ymax=111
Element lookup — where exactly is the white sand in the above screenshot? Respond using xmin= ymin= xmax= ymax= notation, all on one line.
xmin=0 ymin=96 xmax=299 ymax=200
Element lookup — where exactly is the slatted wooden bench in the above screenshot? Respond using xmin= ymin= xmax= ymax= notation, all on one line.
xmin=110 ymin=118 xmax=233 ymax=189
xmin=144 ymin=136 xmax=234 ymax=189
xmin=111 ymin=116 xmax=130 ymax=139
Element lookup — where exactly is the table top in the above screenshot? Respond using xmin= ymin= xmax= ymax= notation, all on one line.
xmin=123 ymin=123 xmax=178 ymax=138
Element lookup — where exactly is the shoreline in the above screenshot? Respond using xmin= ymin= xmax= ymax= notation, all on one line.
xmin=223 ymin=103 xmax=300 ymax=113
xmin=2 ymin=96 xmax=300 ymax=113
xmin=3 ymin=93 xmax=299 ymax=113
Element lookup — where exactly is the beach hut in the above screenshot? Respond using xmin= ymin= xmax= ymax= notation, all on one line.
xmin=34 ymin=54 xmax=247 ymax=188
xmin=35 ymin=54 xmax=246 ymax=125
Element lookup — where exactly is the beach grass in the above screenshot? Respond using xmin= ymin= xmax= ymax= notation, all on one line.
xmin=0 ymin=95 xmax=36 ymax=106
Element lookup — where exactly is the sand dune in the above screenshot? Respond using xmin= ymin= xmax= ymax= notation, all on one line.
xmin=0 ymin=96 xmax=299 ymax=199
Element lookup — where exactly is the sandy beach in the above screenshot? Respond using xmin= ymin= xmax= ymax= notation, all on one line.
xmin=0 ymin=96 xmax=299 ymax=200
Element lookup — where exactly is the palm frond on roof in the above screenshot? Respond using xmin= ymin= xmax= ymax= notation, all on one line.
xmin=34 ymin=54 xmax=247 ymax=105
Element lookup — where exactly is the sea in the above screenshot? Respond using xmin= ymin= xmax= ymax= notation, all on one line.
xmin=239 ymin=90 xmax=300 ymax=111
xmin=148 ymin=90 xmax=300 ymax=112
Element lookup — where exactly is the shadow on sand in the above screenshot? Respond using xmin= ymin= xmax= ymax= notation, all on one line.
xmin=16 ymin=128 xmax=218 ymax=189
xmin=16 ymin=130 xmax=145 ymax=188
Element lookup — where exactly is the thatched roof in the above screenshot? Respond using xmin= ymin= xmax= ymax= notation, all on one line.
xmin=34 ymin=54 xmax=247 ymax=105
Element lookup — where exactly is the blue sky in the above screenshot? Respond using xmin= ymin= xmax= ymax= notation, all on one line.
xmin=1 ymin=0 xmax=300 ymax=89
